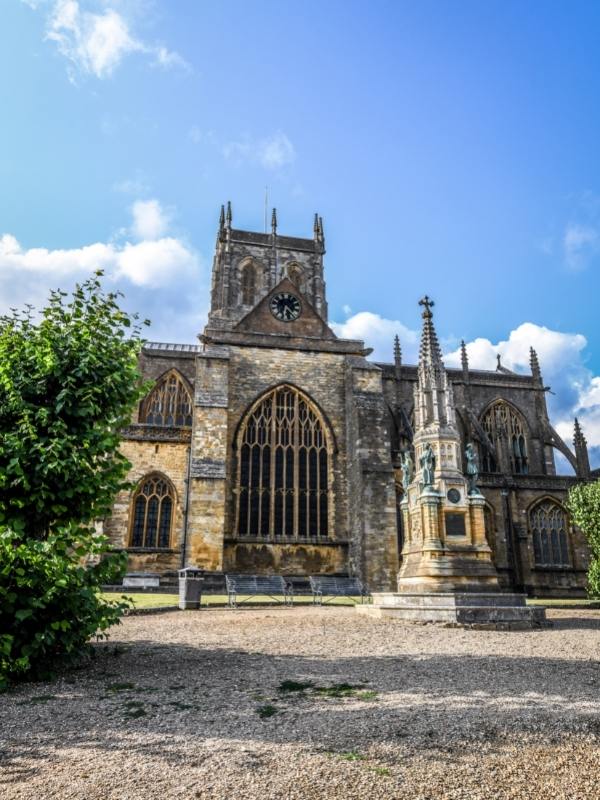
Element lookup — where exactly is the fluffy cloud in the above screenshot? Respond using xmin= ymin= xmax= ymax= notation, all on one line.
xmin=332 ymin=311 xmax=418 ymax=362
xmin=130 ymin=199 xmax=170 ymax=241
xmin=334 ymin=310 xmax=600 ymax=469
xmin=0 ymin=199 xmax=197 ymax=299
xmin=223 ymin=131 xmax=296 ymax=170
xmin=25 ymin=1 xmax=188 ymax=81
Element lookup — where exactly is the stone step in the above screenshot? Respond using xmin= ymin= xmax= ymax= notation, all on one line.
xmin=357 ymin=602 xmax=547 ymax=628
xmin=371 ymin=592 xmax=530 ymax=609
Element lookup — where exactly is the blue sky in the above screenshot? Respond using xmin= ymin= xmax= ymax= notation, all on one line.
xmin=2 ymin=0 xmax=600 ymax=468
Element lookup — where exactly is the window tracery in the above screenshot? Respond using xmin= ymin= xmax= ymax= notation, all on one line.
xmin=529 ymin=500 xmax=570 ymax=567
xmin=129 ymin=474 xmax=174 ymax=549
xmin=235 ymin=385 xmax=332 ymax=540
xmin=140 ymin=371 xmax=192 ymax=427
xmin=480 ymin=401 xmax=528 ymax=474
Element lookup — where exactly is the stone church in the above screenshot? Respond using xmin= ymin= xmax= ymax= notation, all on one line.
xmin=105 ymin=204 xmax=593 ymax=596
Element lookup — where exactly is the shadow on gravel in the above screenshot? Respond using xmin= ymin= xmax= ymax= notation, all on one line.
xmin=2 ymin=626 xmax=600 ymax=783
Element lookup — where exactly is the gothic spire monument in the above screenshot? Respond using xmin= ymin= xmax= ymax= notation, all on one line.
xmin=358 ymin=297 xmax=547 ymax=627
xmin=398 ymin=295 xmax=499 ymax=593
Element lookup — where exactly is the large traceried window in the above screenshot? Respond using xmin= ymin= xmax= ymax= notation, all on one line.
xmin=235 ymin=385 xmax=332 ymax=540
xmin=530 ymin=500 xmax=570 ymax=567
xmin=480 ymin=401 xmax=529 ymax=474
xmin=130 ymin=474 xmax=174 ymax=549
xmin=140 ymin=371 xmax=192 ymax=427
xmin=240 ymin=262 xmax=257 ymax=305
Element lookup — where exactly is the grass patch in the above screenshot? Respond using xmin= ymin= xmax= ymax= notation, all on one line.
xmin=527 ymin=598 xmax=600 ymax=607
xmin=100 ymin=592 xmax=366 ymax=608
xmin=356 ymin=690 xmax=378 ymax=701
xmin=372 ymin=766 xmax=391 ymax=776
xmin=337 ymin=751 xmax=365 ymax=761
xmin=314 ymin=683 xmax=364 ymax=699
xmin=256 ymin=704 xmax=278 ymax=719
xmin=279 ymin=680 xmax=314 ymax=693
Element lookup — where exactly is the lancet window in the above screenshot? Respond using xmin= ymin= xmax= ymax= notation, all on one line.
xmin=140 ymin=371 xmax=192 ymax=427
xmin=240 ymin=262 xmax=257 ymax=305
xmin=480 ymin=401 xmax=529 ymax=474
xmin=130 ymin=474 xmax=174 ymax=549
xmin=235 ymin=385 xmax=332 ymax=540
xmin=529 ymin=500 xmax=570 ymax=567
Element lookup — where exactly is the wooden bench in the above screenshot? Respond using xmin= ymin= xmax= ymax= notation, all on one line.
xmin=309 ymin=576 xmax=369 ymax=605
xmin=225 ymin=574 xmax=293 ymax=608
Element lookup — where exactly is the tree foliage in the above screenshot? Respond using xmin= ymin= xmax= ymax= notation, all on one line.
xmin=0 ymin=273 xmax=148 ymax=686
xmin=567 ymin=480 xmax=600 ymax=597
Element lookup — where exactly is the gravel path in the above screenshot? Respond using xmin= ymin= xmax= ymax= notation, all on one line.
xmin=2 ymin=607 xmax=600 ymax=799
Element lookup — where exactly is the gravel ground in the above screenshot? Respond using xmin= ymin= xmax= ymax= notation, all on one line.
xmin=1 ymin=607 xmax=600 ymax=800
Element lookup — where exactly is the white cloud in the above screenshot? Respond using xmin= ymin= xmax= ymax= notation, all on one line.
xmin=563 ymin=222 xmax=600 ymax=270
xmin=223 ymin=131 xmax=296 ymax=171
xmin=25 ymin=0 xmax=189 ymax=81
xmin=332 ymin=311 xmax=419 ymax=362
xmin=0 ymin=201 xmax=197 ymax=298
xmin=131 ymin=199 xmax=170 ymax=240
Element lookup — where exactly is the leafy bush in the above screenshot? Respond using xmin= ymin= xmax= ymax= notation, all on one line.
xmin=567 ymin=481 xmax=600 ymax=597
xmin=0 ymin=273 xmax=147 ymax=687
xmin=0 ymin=527 xmax=129 ymax=687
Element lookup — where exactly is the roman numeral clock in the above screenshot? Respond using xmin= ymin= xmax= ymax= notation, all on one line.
xmin=269 ymin=292 xmax=302 ymax=322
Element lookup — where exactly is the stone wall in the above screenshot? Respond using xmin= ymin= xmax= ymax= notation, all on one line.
xmin=104 ymin=438 xmax=189 ymax=574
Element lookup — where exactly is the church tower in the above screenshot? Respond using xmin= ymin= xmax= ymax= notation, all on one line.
xmin=397 ymin=296 xmax=499 ymax=593
xmin=207 ymin=202 xmax=327 ymax=330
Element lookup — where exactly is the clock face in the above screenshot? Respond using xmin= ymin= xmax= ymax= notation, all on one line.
xmin=269 ymin=292 xmax=301 ymax=322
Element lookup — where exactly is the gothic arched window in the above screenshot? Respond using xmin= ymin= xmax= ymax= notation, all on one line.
xmin=235 ymin=385 xmax=332 ymax=540
xmin=130 ymin=474 xmax=174 ymax=549
xmin=140 ymin=371 xmax=192 ymax=427
xmin=240 ymin=263 xmax=256 ymax=305
xmin=480 ymin=401 xmax=529 ymax=474
xmin=529 ymin=500 xmax=570 ymax=567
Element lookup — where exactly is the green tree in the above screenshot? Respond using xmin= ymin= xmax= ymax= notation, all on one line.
xmin=567 ymin=481 xmax=600 ymax=597
xmin=0 ymin=273 xmax=148 ymax=686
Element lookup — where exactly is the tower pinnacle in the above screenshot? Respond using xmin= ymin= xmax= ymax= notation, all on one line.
xmin=418 ymin=295 xmax=443 ymax=368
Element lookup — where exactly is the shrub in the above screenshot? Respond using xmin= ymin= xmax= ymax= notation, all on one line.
xmin=0 ymin=274 xmax=147 ymax=686
xmin=567 ymin=481 xmax=600 ymax=597
xmin=0 ymin=527 xmax=130 ymax=687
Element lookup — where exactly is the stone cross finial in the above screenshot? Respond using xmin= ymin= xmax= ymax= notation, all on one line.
xmin=419 ymin=295 xmax=435 ymax=317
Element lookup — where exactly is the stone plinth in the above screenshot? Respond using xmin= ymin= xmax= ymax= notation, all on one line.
xmin=356 ymin=592 xmax=548 ymax=629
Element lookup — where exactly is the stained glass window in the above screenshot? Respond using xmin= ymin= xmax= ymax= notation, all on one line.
xmin=130 ymin=474 xmax=174 ymax=549
xmin=530 ymin=500 xmax=570 ymax=567
xmin=236 ymin=386 xmax=332 ymax=539
xmin=480 ymin=402 xmax=529 ymax=474
xmin=140 ymin=371 xmax=192 ymax=427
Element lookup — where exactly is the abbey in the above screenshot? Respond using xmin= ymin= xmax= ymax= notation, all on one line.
xmin=105 ymin=204 xmax=592 ymax=596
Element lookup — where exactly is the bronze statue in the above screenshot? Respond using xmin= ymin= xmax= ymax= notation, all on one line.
xmin=465 ymin=442 xmax=479 ymax=494
xmin=400 ymin=451 xmax=413 ymax=490
xmin=420 ymin=443 xmax=435 ymax=486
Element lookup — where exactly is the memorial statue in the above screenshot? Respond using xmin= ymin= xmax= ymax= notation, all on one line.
xmin=400 ymin=451 xmax=413 ymax=490
xmin=420 ymin=443 xmax=435 ymax=486
xmin=465 ymin=442 xmax=480 ymax=494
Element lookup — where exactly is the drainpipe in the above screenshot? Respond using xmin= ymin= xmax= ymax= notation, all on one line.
xmin=180 ymin=445 xmax=193 ymax=569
